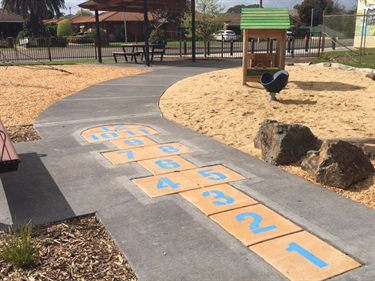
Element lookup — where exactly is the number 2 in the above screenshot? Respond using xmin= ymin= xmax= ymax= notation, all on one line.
xmin=236 ymin=212 xmax=277 ymax=234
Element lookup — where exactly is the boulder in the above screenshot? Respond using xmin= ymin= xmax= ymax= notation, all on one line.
xmin=301 ymin=140 xmax=375 ymax=189
xmin=254 ymin=120 xmax=322 ymax=165
xmin=366 ymin=72 xmax=375 ymax=81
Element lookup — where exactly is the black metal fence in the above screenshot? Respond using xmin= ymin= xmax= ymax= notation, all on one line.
xmin=0 ymin=33 xmax=329 ymax=63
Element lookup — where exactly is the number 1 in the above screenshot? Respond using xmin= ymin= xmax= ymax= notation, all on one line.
xmin=286 ymin=242 xmax=328 ymax=268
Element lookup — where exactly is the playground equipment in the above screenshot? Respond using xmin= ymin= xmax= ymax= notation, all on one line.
xmin=260 ymin=70 xmax=289 ymax=101
xmin=240 ymin=8 xmax=290 ymax=84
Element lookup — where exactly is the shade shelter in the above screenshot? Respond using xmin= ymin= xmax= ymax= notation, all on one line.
xmin=79 ymin=0 xmax=191 ymax=65
xmin=241 ymin=8 xmax=290 ymax=84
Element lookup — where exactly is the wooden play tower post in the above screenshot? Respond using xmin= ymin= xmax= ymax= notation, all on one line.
xmin=241 ymin=8 xmax=291 ymax=85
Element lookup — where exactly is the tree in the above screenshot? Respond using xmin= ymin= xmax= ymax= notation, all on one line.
xmin=185 ymin=0 xmax=225 ymax=57
xmin=76 ymin=9 xmax=93 ymax=17
xmin=57 ymin=19 xmax=72 ymax=37
xmin=2 ymin=0 xmax=66 ymax=37
xmin=226 ymin=4 xmax=259 ymax=14
xmin=295 ymin=0 xmax=347 ymax=27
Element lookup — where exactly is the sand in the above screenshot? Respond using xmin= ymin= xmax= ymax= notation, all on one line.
xmin=159 ymin=64 xmax=375 ymax=208
xmin=0 ymin=63 xmax=374 ymax=209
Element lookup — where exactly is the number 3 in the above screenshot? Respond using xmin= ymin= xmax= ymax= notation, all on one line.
xmin=202 ymin=190 xmax=235 ymax=206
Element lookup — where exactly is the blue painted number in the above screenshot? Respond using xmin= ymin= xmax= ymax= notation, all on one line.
xmin=124 ymin=139 xmax=144 ymax=146
xmin=286 ymin=242 xmax=328 ymax=268
xmin=100 ymin=132 xmax=119 ymax=139
xmin=155 ymin=159 xmax=180 ymax=170
xmin=117 ymin=150 xmax=134 ymax=160
xmin=202 ymin=190 xmax=235 ymax=206
xmin=157 ymin=177 xmax=180 ymax=190
xmin=159 ymin=145 xmax=180 ymax=154
xmin=198 ymin=169 xmax=227 ymax=181
xmin=236 ymin=212 xmax=277 ymax=234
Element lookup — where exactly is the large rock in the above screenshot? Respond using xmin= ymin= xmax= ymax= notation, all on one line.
xmin=254 ymin=120 xmax=322 ymax=165
xmin=301 ymin=140 xmax=375 ymax=189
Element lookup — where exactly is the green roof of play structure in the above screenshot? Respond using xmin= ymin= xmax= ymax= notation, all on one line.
xmin=240 ymin=8 xmax=290 ymax=30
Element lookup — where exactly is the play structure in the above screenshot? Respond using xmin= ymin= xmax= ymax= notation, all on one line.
xmin=260 ymin=70 xmax=289 ymax=101
xmin=240 ymin=8 xmax=291 ymax=84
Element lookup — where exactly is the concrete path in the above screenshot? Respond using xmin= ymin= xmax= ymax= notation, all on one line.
xmin=1 ymin=60 xmax=374 ymax=281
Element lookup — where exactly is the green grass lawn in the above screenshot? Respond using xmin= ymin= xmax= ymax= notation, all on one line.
xmin=318 ymin=48 xmax=375 ymax=69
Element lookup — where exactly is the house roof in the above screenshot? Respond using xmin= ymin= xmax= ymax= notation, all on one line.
xmin=43 ymin=12 xmax=153 ymax=25
xmin=78 ymin=0 xmax=187 ymax=13
xmin=0 ymin=8 xmax=23 ymax=23
xmin=240 ymin=8 xmax=290 ymax=30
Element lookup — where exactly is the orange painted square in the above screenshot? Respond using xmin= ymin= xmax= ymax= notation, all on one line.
xmin=110 ymin=137 xmax=157 ymax=149
xmin=82 ymin=131 xmax=123 ymax=143
xmin=143 ymin=142 xmax=193 ymax=157
xmin=132 ymin=172 xmax=201 ymax=197
xmin=138 ymin=155 xmax=197 ymax=175
xmin=118 ymin=126 xmax=159 ymax=138
xmin=81 ymin=124 xmax=142 ymax=135
xmin=210 ymin=205 xmax=301 ymax=246
xmin=181 ymin=184 xmax=258 ymax=215
xmin=101 ymin=147 xmax=155 ymax=165
xmin=250 ymin=231 xmax=361 ymax=281
xmin=180 ymin=165 xmax=245 ymax=187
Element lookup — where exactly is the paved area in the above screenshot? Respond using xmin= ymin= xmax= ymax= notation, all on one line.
xmin=0 ymin=60 xmax=374 ymax=280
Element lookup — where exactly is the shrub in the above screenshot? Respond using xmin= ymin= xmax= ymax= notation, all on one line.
xmin=57 ymin=19 xmax=72 ymax=37
xmin=0 ymin=221 xmax=39 ymax=268
xmin=149 ymin=28 xmax=166 ymax=45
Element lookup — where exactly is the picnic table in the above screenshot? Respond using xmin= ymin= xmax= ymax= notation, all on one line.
xmin=113 ymin=43 xmax=165 ymax=64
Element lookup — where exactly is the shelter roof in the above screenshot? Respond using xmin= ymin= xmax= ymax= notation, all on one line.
xmin=240 ymin=8 xmax=290 ymax=30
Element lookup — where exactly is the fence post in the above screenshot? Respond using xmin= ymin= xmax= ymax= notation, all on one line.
xmin=305 ymin=36 xmax=309 ymax=52
xmin=269 ymin=39 xmax=273 ymax=53
xmin=251 ymin=39 xmax=255 ymax=53
xmin=230 ymin=40 xmax=233 ymax=56
xmin=48 ymin=38 xmax=52 ymax=61
xmin=331 ymin=37 xmax=336 ymax=50
xmin=184 ymin=41 xmax=187 ymax=55
xmin=207 ymin=41 xmax=210 ymax=56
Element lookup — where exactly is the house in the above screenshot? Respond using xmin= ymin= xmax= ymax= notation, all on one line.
xmin=0 ymin=9 xmax=23 ymax=38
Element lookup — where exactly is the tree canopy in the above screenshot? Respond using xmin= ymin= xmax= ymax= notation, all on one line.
xmin=295 ymin=0 xmax=347 ymax=26
xmin=2 ymin=0 xmax=66 ymax=37
xmin=226 ymin=4 xmax=260 ymax=14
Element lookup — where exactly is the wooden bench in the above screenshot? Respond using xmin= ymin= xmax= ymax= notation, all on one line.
xmin=150 ymin=44 xmax=165 ymax=62
xmin=113 ymin=51 xmax=141 ymax=63
xmin=0 ymin=121 xmax=20 ymax=173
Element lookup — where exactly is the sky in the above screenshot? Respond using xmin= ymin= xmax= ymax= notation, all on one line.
xmin=62 ymin=0 xmax=358 ymax=16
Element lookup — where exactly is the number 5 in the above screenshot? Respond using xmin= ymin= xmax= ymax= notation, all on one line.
xmin=198 ymin=169 xmax=227 ymax=181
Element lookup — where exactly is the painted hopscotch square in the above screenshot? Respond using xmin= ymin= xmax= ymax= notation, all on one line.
xmin=181 ymin=183 xmax=258 ymax=216
xmin=180 ymin=165 xmax=246 ymax=187
xmin=101 ymin=147 xmax=155 ymax=165
xmin=143 ymin=142 xmax=193 ymax=157
xmin=210 ymin=204 xmax=301 ymax=246
xmin=82 ymin=131 xmax=123 ymax=143
xmin=110 ymin=137 xmax=158 ymax=150
xmin=138 ymin=155 xmax=197 ymax=175
xmin=81 ymin=124 xmax=143 ymax=135
xmin=250 ymin=231 xmax=361 ymax=281
xmin=117 ymin=126 xmax=159 ymax=138
xmin=132 ymin=172 xmax=201 ymax=197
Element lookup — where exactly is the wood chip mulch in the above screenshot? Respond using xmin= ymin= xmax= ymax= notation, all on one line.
xmin=0 ymin=215 xmax=137 ymax=281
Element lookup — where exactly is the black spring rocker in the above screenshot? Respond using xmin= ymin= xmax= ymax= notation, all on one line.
xmin=260 ymin=70 xmax=289 ymax=101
